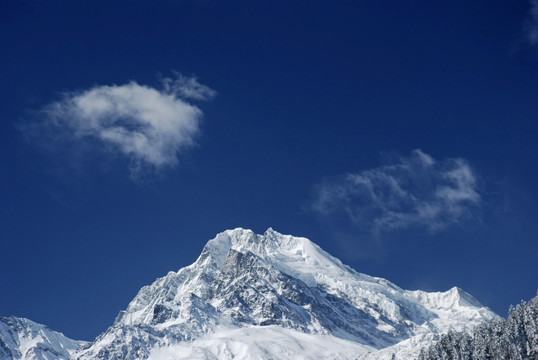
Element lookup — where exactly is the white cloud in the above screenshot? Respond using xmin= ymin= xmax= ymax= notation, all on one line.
xmin=526 ymin=0 xmax=538 ymax=45
xmin=312 ymin=150 xmax=481 ymax=234
xmin=41 ymin=73 xmax=215 ymax=178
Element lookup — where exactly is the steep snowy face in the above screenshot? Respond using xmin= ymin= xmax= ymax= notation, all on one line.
xmin=75 ymin=228 xmax=498 ymax=360
xmin=0 ymin=316 xmax=86 ymax=360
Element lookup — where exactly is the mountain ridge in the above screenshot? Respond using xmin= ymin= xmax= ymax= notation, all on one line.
xmin=0 ymin=228 xmax=499 ymax=360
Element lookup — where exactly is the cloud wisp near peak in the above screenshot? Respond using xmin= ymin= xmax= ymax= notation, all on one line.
xmin=312 ymin=149 xmax=481 ymax=235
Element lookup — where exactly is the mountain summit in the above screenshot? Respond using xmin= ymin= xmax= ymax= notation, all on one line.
xmin=1 ymin=228 xmax=498 ymax=360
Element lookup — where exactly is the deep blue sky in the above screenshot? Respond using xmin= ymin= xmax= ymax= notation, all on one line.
xmin=1 ymin=1 xmax=537 ymax=341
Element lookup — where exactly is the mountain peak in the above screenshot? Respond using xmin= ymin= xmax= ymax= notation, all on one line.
xmin=25 ymin=228 xmax=498 ymax=360
xmin=205 ymin=227 xmax=305 ymax=258
xmin=202 ymin=227 xmax=347 ymax=288
xmin=451 ymin=286 xmax=484 ymax=308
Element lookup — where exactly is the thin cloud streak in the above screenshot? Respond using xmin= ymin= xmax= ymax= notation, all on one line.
xmin=312 ymin=150 xmax=481 ymax=234
xmin=526 ymin=0 xmax=538 ymax=45
xmin=39 ymin=73 xmax=215 ymax=179
xmin=161 ymin=71 xmax=217 ymax=101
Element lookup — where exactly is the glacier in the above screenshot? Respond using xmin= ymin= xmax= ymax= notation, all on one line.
xmin=0 ymin=228 xmax=498 ymax=360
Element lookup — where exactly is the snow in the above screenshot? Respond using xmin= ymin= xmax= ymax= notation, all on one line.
xmin=1 ymin=227 xmax=499 ymax=360
xmin=0 ymin=316 xmax=87 ymax=360
xmin=148 ymin=325 xmax=374 ymax=360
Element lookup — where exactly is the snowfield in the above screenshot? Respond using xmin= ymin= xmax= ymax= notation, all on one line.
xmin=149 ymin=325 xmax=374 ymax=360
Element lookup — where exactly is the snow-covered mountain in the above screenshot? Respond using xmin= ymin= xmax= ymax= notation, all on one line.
xmin=76 ymin=228 xmax=497 ymax=359
xmin=1 ymin=228 xmax=498 ymax=359
xmin=0 ymin=316 xmax=86 ymax=360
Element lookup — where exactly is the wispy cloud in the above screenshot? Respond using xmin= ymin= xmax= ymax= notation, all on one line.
xmin=526 ymin=0 xmax=538 ymax=45
xmin=311 ymin=150 xmax=481 ymax=234
xmin=161 ymin=71 xmax=217 ymax=101
xmin=37 ymin=73 xmax=215 ymax=179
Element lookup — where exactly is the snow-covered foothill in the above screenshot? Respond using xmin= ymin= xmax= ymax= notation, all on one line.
xmin=0 ymin=316 xmax=87 ymax=360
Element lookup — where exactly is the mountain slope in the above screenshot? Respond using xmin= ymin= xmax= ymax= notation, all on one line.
xmin=0 ymin=316 xmax=86 ymax=360
xmin=74 ymin=228 xmax=498 ymax=360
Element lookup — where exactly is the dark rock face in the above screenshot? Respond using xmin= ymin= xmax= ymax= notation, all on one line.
xmin=151 ymin=304 xmax=173 ymax=324
xmin=211 ymin=249 xmax=408 ymax=346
